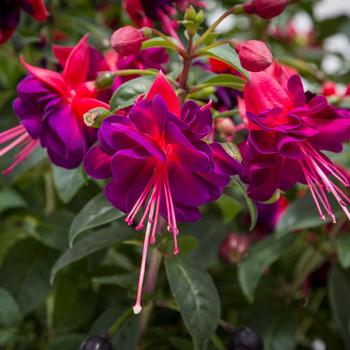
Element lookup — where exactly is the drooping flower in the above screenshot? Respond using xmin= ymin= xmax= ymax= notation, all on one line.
xmin=123 ymin=0 xmax=205 ymax=42
xmin=239 ymin=68 xmax=350 ymax=222
xmin=0 ymin=35 xmax=108 ymax=173
xmin=84 ymin=72 xmax=241 ymax=314
xmin=0 ymin=0 xmax=48 ymax=44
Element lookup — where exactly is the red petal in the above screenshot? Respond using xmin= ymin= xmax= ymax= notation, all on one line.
xmin=147 ymin=71 xmax=180 ymax=116
xmin=20 ymin=56 xmax=68 ymax=97
xmin=72 ymin=98 xmax=109 ymax=119
xmin=244 ymin=72 xmax=292 ymax=115
xmin=0 ymin=28 xmax=15 ymax=44
xmin=63 ymin=34 xmax=90 ymax=88
xmin=52 ymin=44 xmax=74 ymax=67
xmin=24 ymin=0 xmax=49 ymax=21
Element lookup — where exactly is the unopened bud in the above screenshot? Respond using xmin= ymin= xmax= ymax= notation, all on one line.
xmin=111 ymin=25 xmax=144 ymax=56
xmin=80 ymin=335 xmax=113 ymax=350
xmin=220 ymin=233 xmax=250 ymax=264
xmin=84 ymin=108 xmax=112 ymax=128
xmin=216 ymin=118 xmax=236 ymax=140
xmin=228 ymin=327 xmax=263 ymax=350
xmin=244 ymin=0 xmax=288 ymax=19
xmin=322 ymin=81 xmax=337 ymax=97
xmin=96 ymin=72 xmax=115 ymax=89
xmin=235 ymin=40 xmax=272 ymax=72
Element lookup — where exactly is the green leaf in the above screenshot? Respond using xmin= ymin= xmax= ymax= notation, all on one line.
xmin=51 ymin=224 xmax=133 ymax=283
xmin=90 ymin=308 xmax=140 ymax=350
xmin=0 ymin=328 xmax=18 ymax=346
xmin=292 ymin=247 xmax=325 ymax=292
xmin=0 ymin=288 xmax=22 ymax=327
xmin=53 ymin=276 xmax=96 ymax=332
xmin=163 ymin=235 xmax=199 ymax=257
xmin=47 ymin=334 xmax=85 ymax=350
xmin=221 ymin=142 xmax=242 ymax=162
xmin=276 ymin=195 xmax=342 ymax=237
xmin=200 ymin=74 xmax=245 ymax=90
xmin=165 ymin=257 xmax=220 ymax=350
xmin=0 ymin=239 xmax=56 ymax=314
xmin=37 ymin=210 xmax=74 ymax=251
xmin=142 ymin=37 xmax=178 ymax=50
xmin=110 ymin=76 xmax=155 ymax=111
xmin=52 ymin=165 xmax=85 ymax=203
xmin=69 ymin=192 xmax=124 ymax=246
xmin=216 ymin=194 xmax=242 ymax=223
xmin=204 ymin=45 xmax=248 ymax=78
xmin=231 ymin=177 xmax=257 ymax=231
xmin=0 ymin=188 xmax=26 ymax=213
xmin=92 ymin=272 xmax=138 ymax=289
xmin=264 ymin=313 xmax=298 ymax=350
xmin=336 ymin=235 xmax=350 ymax=269
xmin=328 ymin=265 xmax=350 ymax=347
xmin=238 ymin=234 xmax=295 ymax=302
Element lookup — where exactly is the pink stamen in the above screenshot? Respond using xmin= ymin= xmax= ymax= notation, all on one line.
xmin=3 ymin=140 xmax=39 ymax=175
xmin=129 ymin=165 xmax=180 ymax=313
xmin=0 ymin=125 xmax=26 ymax=144
xmin=300 ymin=144 xmax=350 ymax=223
xmin=125 ymin=178 xmax=154 ymax=225
xmin=0 ymin=133 xmax=29 ymax=157
xmin=305 ymin=144 xmax=349 ymax=186
xmin=150 ymin=190 xmax=161 ymax=245
xmin=133 ymin=212 xmax=153 ymax=315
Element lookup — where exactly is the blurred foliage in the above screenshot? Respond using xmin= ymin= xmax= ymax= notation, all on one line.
xmin=0 ymin=0 xmax=350 ymax=349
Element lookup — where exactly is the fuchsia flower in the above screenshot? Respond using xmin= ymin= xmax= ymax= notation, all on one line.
xmin=124 ymin=0 xmax=205 ymax=43
xmin=84 ymin=72 xmax=241 ymax=314
xmin=0 ymin=0 xmax=48 ymax=44
xmin=0 ymin=35 xmax=108 ymax=172
xmin=239 ymin=68 xmax=350 ymax=222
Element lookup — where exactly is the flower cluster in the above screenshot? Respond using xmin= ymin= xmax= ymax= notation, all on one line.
xmin=2 ymin=0 xmax=350 ymax=320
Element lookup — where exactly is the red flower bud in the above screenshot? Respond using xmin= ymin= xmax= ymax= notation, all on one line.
xmin=244 ymin=0 xmax=288 ymax=19
xmin=220 ymin=233 xmax=250 ymax=264
xmin=235 ymin=40 xmax=273 ymax=72
xmin=216 ymin=118 xmax=236 ymax=140
xmin=111 ymin=25 xmax=144 ymax=56
xmin=322 ymin=81 xmax=337 ymax=97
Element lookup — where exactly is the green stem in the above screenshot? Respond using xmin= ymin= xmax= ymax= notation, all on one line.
xmin=192 ymin=5 xmax=243 ymax=51
xmin=148 ymin=28 xmax=186 ymax=56
xmin=195 ymin=39 xmax=237 ymax=57
xmin=214 ymin=108 xmax=239 ymax=118
xmin=44 ymin=172 xmax=55 ymax=215
xmin=107 ymin=308 xmax=133 ymax=337
xmin=139 ymin=248 xmax=163 ymax=336
xmin=110 ymin=69 xmax=158 ymax=77
xmin=178 ymin=35 xmax=194 ymax=104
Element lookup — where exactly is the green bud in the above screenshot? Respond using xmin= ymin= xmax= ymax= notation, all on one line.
xmin=95 ymin=72 xmax=114 ymax=89
xmin=184 ymin=5 xmax=197 ymax=21
xmin=195 ymin=10 xmax=204 ymax=26
xmin=84 ymin=108 xmax=112 ymax=128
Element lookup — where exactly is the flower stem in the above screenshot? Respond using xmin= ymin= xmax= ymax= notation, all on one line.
xmin=107 ymin=308 xmax=133 ymax=337
xmin=178 ymin=35 xmax=194 ymax=104
xmin=192 ymin=5 xmax=243 ymax=51
xmin=147 ymin=28 xmax=187 ymax=56
xmin=139 ymin=247 xmax=163 ymax=336
xmin=45 ymin=171 xmax=55 ymax=215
